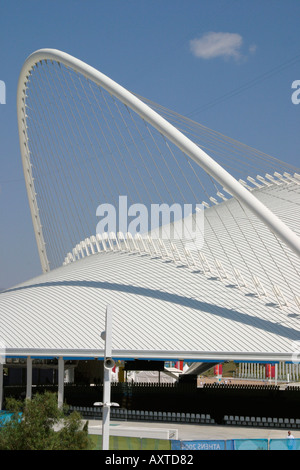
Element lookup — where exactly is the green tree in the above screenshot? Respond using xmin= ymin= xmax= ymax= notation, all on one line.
xmin=0 ymin=391 xmax=90 ymax=450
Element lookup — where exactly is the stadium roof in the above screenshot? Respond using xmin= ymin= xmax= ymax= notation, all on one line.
xmin=3 ymin=48 xmax=299 ymax=365
xmin=1 ymin=178 xmax=300 ymax=363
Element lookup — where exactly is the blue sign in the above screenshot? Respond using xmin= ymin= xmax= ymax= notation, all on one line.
xmin=0 ymin=411 xmax=22 ymax=427
xmin=269 ymin=439 xmax=300 ymax=451
xmin=171 ymin=440 xmax=226 ymax=450
xmin=232 ymin=439 xmax=268 ymax=450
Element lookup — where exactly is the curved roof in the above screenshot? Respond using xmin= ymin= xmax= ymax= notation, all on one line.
xmin=1 ymin=178 xmax=300 ymax=362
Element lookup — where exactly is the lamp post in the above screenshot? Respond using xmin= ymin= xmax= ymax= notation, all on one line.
xmin=94 ymin=305 xmax=119 ymax=450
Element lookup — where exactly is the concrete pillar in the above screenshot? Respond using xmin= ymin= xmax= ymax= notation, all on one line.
xmin=26 ymin=357 xmax=33 ymax=400
xmin=58 ymin=357 xmax=64 ymax=408
xmin=279 ymin=362 xmax=282 ymax=379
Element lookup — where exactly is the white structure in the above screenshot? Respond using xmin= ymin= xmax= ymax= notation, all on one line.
xmin=0 ymin=49 xmax=300 ymax=404
xmin=17 ymin=49 xmax=300 ymax=273
xmin=1 ymin=176 xmax=300 ymax=362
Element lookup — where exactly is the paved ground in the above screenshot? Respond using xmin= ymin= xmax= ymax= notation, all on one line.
xmin=87 ymin=419 xmax=300 ymax=441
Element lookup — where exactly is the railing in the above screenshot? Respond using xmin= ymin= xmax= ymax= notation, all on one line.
xmin=69 ymin=406 xmax=215 ymax=425
xmin=69 ymin=405 xmax=300 ymax=430
xmin=204 ymin=383 xmax=280 ymax=390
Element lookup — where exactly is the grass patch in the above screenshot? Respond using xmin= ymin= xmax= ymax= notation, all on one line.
xmin=89 ymin=434 xmax=171 ymax=450
xmin=202 ymin=361 xmax=238 ymax=377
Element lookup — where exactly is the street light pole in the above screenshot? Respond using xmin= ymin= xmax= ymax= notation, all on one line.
xmin=94 ymin=305 xmax=119 ymax=449
xmin=102 ymin=305 xmax=114 ymax=451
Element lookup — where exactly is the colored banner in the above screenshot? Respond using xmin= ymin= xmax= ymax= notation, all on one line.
xmin=0 ymin=412 xmax=13 ymax=427
xmin=231 ymin=439 xmax=268 ymax=450
xmin=0 ymin=411 xmax=22 ymax=427
xmin=171 ymin=440 xmax=226 ymax=450
xmin=269 ymin=439 xmax=300 ymax=450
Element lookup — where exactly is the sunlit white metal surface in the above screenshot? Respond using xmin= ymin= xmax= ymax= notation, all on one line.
xmin=1 ymin=179 xmax=300 ymax=362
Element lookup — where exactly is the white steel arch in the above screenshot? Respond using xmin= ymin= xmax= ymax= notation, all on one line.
xmin=17 ymin=48 xmax=300 ymax=273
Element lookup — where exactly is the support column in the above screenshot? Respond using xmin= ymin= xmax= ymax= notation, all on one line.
xmin=279 ymin=362 xmax=282 ymax=380
xmin=26 ymin=356 xmax=33 ymax=400
xmin=58 ymin=357 xmax=64 ymax=408
xmin=0 ymin=364 xmax=3 ymax=410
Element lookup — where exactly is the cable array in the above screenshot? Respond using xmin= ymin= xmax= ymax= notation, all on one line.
xmin=22 ymin=58 xmax=300 ymax=312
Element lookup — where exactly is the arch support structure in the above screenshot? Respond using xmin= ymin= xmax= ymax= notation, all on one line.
xmin=17 ymin=48 xmax=300 ymax=272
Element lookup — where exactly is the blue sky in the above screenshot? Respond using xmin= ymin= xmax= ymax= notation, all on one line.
xmin=0 ymin=0 xmax=300 ymax=289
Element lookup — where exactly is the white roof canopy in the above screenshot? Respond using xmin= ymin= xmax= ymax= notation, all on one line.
xmin=1 ymin=181 xmax=300 ymax=362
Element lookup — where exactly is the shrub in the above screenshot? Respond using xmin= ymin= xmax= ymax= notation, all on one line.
xmin=0 ymin=391 xmax=90 ymax=450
